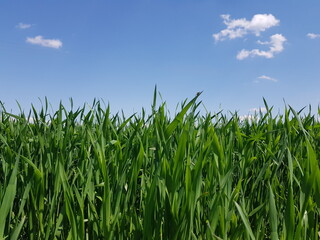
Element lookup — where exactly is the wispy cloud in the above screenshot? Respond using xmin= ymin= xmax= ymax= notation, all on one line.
xmin=26 ymin=35 xmax=63 ymax=49
xmin=237 ymin=34 xmax=286 ymax=60
xmin=16 ymin=22 xmax=32 ymax=29
xmin=213 ymin=14 xmax=279 ymax=42
xmin=256 ymin=75 xmax=278 ymax=82
xmin=307 ymin=33 xmax=320 ymax=39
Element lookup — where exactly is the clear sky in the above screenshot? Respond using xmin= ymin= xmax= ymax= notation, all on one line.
xmin=1 ymin=0 xmax=320 ymax=117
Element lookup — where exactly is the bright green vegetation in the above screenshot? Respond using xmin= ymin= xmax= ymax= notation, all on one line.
xmin=1 ymin=91 xmax=320 ymax=239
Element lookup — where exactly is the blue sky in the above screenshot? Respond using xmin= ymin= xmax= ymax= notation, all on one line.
xmin=1 ymin=0 xmax=320 ymax=116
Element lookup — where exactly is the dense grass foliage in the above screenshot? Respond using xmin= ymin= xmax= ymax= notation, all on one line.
xmin=1 ymin=93 xmax=320 ymax=239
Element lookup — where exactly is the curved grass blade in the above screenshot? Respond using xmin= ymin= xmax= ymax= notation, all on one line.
xmin=0 ymin=157 xmax=19 ymax=239
xmin=165 ymin=92 xmax=201 ymax=139
xmin=234 ymin=201 xmax=255 ymax=240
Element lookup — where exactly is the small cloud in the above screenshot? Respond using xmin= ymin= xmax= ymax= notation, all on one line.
xmin=257 ymin=75 xmax=278 ymax=82
xmin=307 ymin=33 xmax=320 ymax=39
xmin=237 ymin=34 xmax=286 ymax=60
xmin=239 ymin=114 xmax=256 ymax=122
xmin=16 ymin=22 xmax=32 ymax=29
xmin=249 ymin=107 xmax=267 ymax=113
xmin=26 ymin=35 xmax=63 ymax=49
xmin=237 ymin=50 xmax=252 ymax=60
xmin=213 ymin=14 xmax=280 ymax=42
xmin=239 ymin=107 xmax=267 ymax=121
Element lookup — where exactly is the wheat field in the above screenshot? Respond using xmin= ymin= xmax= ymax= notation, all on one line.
xmin=1 ymin=91 xmax=320 ymax=239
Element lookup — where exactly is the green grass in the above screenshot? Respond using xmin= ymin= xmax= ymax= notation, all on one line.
xmin=1 ymin=90 xmax=320 ymax=239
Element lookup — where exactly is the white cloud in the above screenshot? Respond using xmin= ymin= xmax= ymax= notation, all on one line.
xmin=213 ymin=14 xmax=280 ymax=41
xmin=239 ymin=107 xmax=267 ymax=121
xmin=26 ymin=35 xmax=63 ymax=49
xmin=239 ymin=114 xmax=256 ymax=122
xmin=237 ymin=34 xmax=286 ymax=60
xmin=249 ymin=107 xmax=267 ymax=113
xmin=237 ymin=50 xmax=252 ymax=60
xmin=257 ymin=75 xmax=278 ymax=82
xmin=307 ymin=33 xmax=320 ymax=39
xmin=16 ymin=22 xmax=32 ymax=29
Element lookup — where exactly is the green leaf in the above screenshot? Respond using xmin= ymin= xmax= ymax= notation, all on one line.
xmin=234 ymin=201 xmax=255 ymax=240
xmin=269 ymin=184 xmax=279 ymax=240
xmin=10 ymin=216 xmax=26 ymax=240
xmin=165 ymin=92 xmax=201 ymax=138
xmin=0 ymin=157 xmax=19 ymax=239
